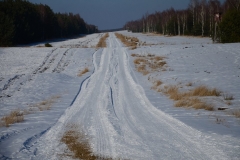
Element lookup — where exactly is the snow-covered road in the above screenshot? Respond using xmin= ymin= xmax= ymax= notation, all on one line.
xmin=1 ymin=32 xmax=240 ymax=159
xmin=22 ymin=33 xmax=237 ymax=159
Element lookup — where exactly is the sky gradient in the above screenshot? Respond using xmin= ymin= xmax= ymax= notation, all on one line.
xmin=28 ymin=0 xmax=225 ymax=30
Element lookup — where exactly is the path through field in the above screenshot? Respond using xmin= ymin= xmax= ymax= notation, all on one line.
xmin=27 ymin=33 xmax=237 ymax=159
xmin=1 ymin=33 xmax=240 ymax=160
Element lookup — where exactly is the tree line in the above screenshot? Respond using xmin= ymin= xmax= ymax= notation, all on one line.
xmin=124 ymin=0 xmax=240 ymax=43
xmin=0 ymin=0 xmax=99 ymax=46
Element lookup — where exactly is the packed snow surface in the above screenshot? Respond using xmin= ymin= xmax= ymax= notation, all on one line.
xmin=0 ymin=31 xmax=239 ymax=159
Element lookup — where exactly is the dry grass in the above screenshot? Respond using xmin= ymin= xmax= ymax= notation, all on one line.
xmin=162 ymin=85 xmax=215 ymax=111
xmin=137 ymin=65 xmax=149 ymax=75
xmin=61 ymin=124 xmax=112 ymax=160
xmin=151 ymin=80 xmax=163 ymax=90
xmin=96 ymin=33 xmax=109 ymax=48
xmin=115 ymin=33 xmax=139 ymax=50
xmin=132 ymin=54 xmax=166 ymax=75
xmin=191 ymin=85 xmax=221 ymax=97
xmin=174 ymin=97 xmax=214 ymax=111
xmin=0 ymin=110 xmax=24 ymax=127
xmin=78 ymin=67 xmax=89 ymax=77
xmin=36 ymin=95 xmax=60 ymax=111
xmin=134 ymin=58 xmax=147 ymax=65
xmin=154 ymin=80 xmax=162 ymax=87
xmin=0 ymin=95 xmax=60 ymax=128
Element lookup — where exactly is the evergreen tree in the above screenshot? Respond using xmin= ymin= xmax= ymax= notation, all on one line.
xmin=0 ymin=12 xmax=15 ymax=46
xmin=220 ymin=9 xmax=240 ymax=43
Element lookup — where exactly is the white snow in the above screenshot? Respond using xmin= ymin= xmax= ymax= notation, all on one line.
xmin=0 ymin=31 xmax=239 ymax=159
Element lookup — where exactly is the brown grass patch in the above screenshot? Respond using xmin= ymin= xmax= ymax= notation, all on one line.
xmin=115 ymin=33 xmax=139 ymax=50
xmin=78 ymin=67 xmax=89 ymax=77
xmin=96 ymin=33 xmax=109 ymax=48
xmin=0 ymin=110 xmax=24 ymax=127
xmin=192 ymin=101 xmax=214 ymax=111
xmin=28 ymin=95 xmax=60 ymax=112
xmin=132 ymin=53 xmax=166 ymax=75
xmin=137 ymin=65 xmax=149 ymax=75
xmin=151 ymin=80 xmax=163 ymax=90
xmin=61 ymin=125 xmax=112 ymax=160
xmin=191 ymin=86 xmax=221 ymax=97
xmin=36 ymin=95 xmax=60 ymax=111
xmin=154 ymin=80 xmax=162 ymax=87
xmin=134 ymin=58 xmax=147 ymax=65
xmin=162 ymin=85 xmax=215 ymax=111
xmin=0 ymin=95 xmax=60 ymax=128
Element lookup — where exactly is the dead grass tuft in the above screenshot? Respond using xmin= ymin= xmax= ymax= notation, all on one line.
xmin=154 ymin=80 xmax=162 ymax=87
xmin=0 ymin=95 xmax=60 ymax=128
xmin=162 ymin=85 xmax=215 ymax=111
xmin=163 ymin=85 xmax=184 ymax=101
xmin=175 ymin=98 xmax=201 ymax=108
xmin=132 ymin=54 xmax=166 ymax=75
xmin=37 ymin=95 xmax=60 ymax=111
xmin=137 ymin=65 xmax=149 ymax=75
xmin=78 ymin=67 xmax=89 ymax=77
xmin=192 ymin=101 xmax=214 ymax=111
xmin=1 ymin=110 xmax=24 ymax=127
xmin=28 ymin=95 xmax=60 ymax=112
xmin=151 ymin=80 xmax=163 ymax=90
xmin=131 ymin=53 xmax=138 ymax=57
xmin=61 ymin=124 xmax=112 ymax=160
xmin=96 ymin=33 xmax=109 ymax=48
xmin=115 ymin=33 xmax=139 ymax=50
xmin=191 ymin=85 xmax=221 ymax=97
xmin=134 ymin=58 xmax=147 ymax=65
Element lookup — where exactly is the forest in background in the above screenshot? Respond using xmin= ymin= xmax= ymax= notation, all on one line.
xmin=0 ymin=0 xmax=99 ymax=46
xmin=124 ymin=0 xmax=240 ymax=43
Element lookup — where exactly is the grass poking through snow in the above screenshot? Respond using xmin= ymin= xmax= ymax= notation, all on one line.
xmin=61 ymin=124 xmax=113 ymax=160
xmin=0 ymin=110 xmax=24 ymax=127
xmin=132 ymin=53 xmax=167 ymax=75
xmin=159 ymin=85 xmax=216 ymax=111
xmin=78 ymin=67 xmax=89 ymax=77
xmin=191 ymin=85 xmax=221 ymax=97
xmin=115 ymin=33 xmax=139 ymax=50
xmin=0 ymin=95 xmax=60 ymax=128
xmin=35 ymin=95 xmax=60 ymax=111
xmin=97 ymin=33 xmax=109 ymax=48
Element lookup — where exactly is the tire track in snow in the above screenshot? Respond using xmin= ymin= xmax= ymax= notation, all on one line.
xmin=52 ymin=48 xmax=71 ymax=73
xmin=0 ymin=48 xmax=58 ymax=99
xmin=33 ymin=48 xmax=57 ymax=74
xmin=21 ymin=49 xmax=99 ymax=157
xmin=18 ymin=49 xmax=104 ymax=159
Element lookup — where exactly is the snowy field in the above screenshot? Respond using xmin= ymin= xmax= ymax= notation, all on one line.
xmin=0 ymin=31 xmax=239 ymax=159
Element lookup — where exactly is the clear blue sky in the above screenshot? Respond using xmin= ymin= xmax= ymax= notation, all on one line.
xmin=28 ymin=0 xmax=225 ymax=30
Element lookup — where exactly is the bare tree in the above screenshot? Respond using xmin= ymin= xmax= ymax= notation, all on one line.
xmin=225 ymin=0 xmax=240 ymax=10
xmin=200 ymin=0 xmax=207 ymax=36
xmin=180 ymin=10 xmax=187 ymax=35
xmin=189 ymin=0 xmax=199 ymax=27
